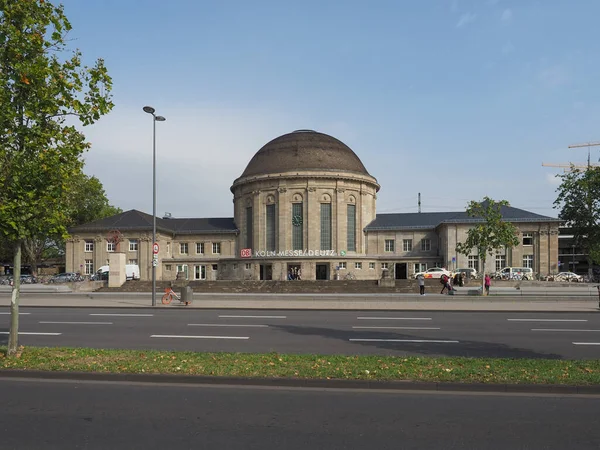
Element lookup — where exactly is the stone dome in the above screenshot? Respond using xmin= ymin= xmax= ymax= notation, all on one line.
xmin=238 ymin=130 xmax=372 ymax=178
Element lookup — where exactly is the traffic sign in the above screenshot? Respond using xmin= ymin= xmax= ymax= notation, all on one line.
xmin=153 ymin=242 xmax=159 ymax=254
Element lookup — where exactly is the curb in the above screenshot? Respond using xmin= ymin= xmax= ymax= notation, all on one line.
xmin=1 ymin=369 xmax=599 ymax=395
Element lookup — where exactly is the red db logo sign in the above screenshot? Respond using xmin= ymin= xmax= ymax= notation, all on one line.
xmin=240 ymin=248 xmax=252 ymax=258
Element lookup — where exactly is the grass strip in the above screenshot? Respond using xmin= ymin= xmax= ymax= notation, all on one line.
xmin=1 ymin=346 xmax=600 ymax=385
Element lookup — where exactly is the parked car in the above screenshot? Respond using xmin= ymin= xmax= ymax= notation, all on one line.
xmin=414 ymin=267 xmax=452 ymax=279
xmin=452 ymin=268 xmax=478 ymax=279
xmin=555 ymin=271 xmax=583 ymax=282
xmin=494 ymin=267 xmax=534 ymax=280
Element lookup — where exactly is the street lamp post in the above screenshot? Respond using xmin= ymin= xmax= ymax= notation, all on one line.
xmin=143 ymin=106 xmax=166 ymax=306
xmin=572 ymin=244 xmax=576 ymax=281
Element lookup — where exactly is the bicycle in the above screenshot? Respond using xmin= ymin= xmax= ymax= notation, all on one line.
xmin=162 ymin=287 xmax=190 ymax=306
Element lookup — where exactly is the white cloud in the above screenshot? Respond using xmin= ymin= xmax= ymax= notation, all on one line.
xmin=500 ymin=8 xmax=512 ymax=22
xmin=456 ymin=12 xmax=477 ymax=28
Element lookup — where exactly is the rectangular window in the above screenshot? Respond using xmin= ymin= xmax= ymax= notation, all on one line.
xmin=246 ymin=206 xmax=253 ymax=249
xmin=212 ymin=264 xmax=218 ymax=271
xmin=369 ymin=262 xmax=375 ymax=269
xmin=107 ymin=242 xmax=115 ymax=252
xmin=129 ymin=239 xmax=138 ymax=251
xmin=180 ymin=243 xmax=188 ymax=255
xmin=385 ymin=239 xmax=395 ymax=252
xmin=292 ymin=203 xmax=303 ymax=250
xmin=468 ymin=255 xmax=479 ymax=272
xmin=355 ymin=262 xmax=362 ymax=269
xmin=128 ymin=259 xmax=138 ymax=265
xmin=338 ymin=262 xmax=346 ymax=269
xmin=403 ymin=239 xmax=412 ymax=252
xmin=212 ymin=242 xmax=221 ymax=254
xmin=176 ymin=265 xmax=188 ymax=280
xmin=196 ymin=243 xmax=204 ymax=254
xmin=84 ymin=259 xmax=93 ymax=275
xmin=165 ymin=264 xmax=172 ymax=271
xmin=320 ymin=203 xmax=332 ymax=250
xmin=415 ymin=263 xmax=427 ymax=273
xmin=523 ymin=232 xmax=533 ymax=246
xmin=194 ymin=265 xmax=206 ymax=280
xmin=347 ymin=204 xmax=356 ymax=252
xmin=167 ymin=242 xmax=171 ymax=254
xmin=245 ymin=263 xmax=252 ymax=270
xmin=381 ymin=263 xmax=388 ymax=269
xmin=495 ymin=255 xmax=506 ymax=271
xmin=523 ymin=254 xmax=534 ymax=268
xmin=266 ymin=204 xmax=276 ymax=252
xmin=84 ymin=240 xmax=94 ymax=252
xmin=421 ymin=239 xmax=431 ymax=251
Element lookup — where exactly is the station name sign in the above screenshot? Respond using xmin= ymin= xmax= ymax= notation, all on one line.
xmin=241 ymin=248 xmax=337 ymax=258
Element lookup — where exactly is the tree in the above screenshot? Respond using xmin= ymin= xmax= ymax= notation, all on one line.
xmin=456 ymin=197 xmax=520 ymax=295
xmin=554 ymin=167 xmax=600 ymax=278
xmin=0 ymin=0 xmax=113 ymax=355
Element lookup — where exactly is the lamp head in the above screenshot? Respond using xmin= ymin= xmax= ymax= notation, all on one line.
xmin=155 ymin=115 xmax=166 ymax=122
xmin=143 ymin=106 xmax=156 ymax=114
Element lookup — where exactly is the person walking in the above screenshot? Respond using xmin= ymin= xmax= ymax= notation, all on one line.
xmin=440 ymin=274 xmax=451 ymax=294
xmin=417 ymin=273 xmax=425 ymax=295
xmin=484 ymin=274 xmax=491 ymax=296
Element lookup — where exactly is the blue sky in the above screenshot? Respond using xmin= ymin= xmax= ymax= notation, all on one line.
xmin=59 ymin=0 xmax=600 ymax=218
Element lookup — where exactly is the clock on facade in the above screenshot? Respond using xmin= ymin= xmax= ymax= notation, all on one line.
xmin=292 ymin=215 xmax=303 ymax=226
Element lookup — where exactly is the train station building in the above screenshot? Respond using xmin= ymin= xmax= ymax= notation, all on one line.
xmin=66 ymin=130 xmax=561 ymax=281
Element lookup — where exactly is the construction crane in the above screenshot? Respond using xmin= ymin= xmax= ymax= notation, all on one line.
xmin=568 ymin=141 xmax=600 ymax=168
xmin=542 ymin=141 xmax=600 ymax=172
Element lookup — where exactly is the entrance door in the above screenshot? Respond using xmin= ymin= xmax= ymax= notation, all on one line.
xmin=260 ymin=264 xmax=273 ymax=280
xmin=316 ymin=264 xmax=328 ymax=280
xmin=395 ymin=263 xmax=407 ymax=280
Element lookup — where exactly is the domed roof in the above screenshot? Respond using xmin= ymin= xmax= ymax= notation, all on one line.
xmin=239 ymin=130 xmax=372 ymax=178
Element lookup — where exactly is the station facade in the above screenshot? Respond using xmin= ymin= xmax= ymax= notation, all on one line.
xmin=66 ymin=130 xmax=561 ymax=281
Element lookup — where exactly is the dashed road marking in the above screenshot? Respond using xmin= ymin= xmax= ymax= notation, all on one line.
xmin=573 ymin=342 xmax=600 ymax=346
xmin=150 ymin=335 xmax=249 ymax=340
xmin=532 ymin=329 xmax=600 ymax=332
xmin=507 ymin=319 xmax=587 ymax=322
xmin=39 ymin=321 xmax=113 ymax=325
xmin=349 ymin=338 xmax=458 ymax=343
xmin=352 ymin=326 xmax=440 ymax=330
xmin=188 ymin=324 xmax=268 ymax=328
xmin=0 ymin=331 xmax=61 ymax=336
xmin=218 ymin=315 xmax=286 ymax=319
xmin=0 ymin=312 xmax=30 ymax=315
xmin=90 ymin=313 xmax=154 ymax=317
xmin=357 ymin=317 xmax=432 ymax=321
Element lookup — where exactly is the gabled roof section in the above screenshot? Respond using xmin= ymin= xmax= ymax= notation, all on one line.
xmin=68 ymin=210 xmax=239 ymax=235
xmin=365 ymin=206 xmax=559 ymax=231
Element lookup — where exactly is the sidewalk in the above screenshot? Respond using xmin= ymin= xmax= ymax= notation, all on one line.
xmin=0 ymin=291 xmax=598 ymax=312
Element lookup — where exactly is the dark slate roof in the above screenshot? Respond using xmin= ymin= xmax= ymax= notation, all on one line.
xmin=238 ymin=130 xmax=373 ymax=179
xmin=365 ymin=206 xmax=559 ymax=231
xmin=68 ymin=210 xmax=238 ymax=235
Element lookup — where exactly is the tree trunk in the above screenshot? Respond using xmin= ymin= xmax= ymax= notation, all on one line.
xmin=481 ymin=258 xmax=486 ymax=296
xmin=8 ymin=241 xmax=22 ymax=356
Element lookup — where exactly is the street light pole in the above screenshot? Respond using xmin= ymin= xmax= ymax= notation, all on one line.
xmin=143 ymin=106 xmax=166 ymax=306
xmin=572 ymin=244 xmax=576 ymax=280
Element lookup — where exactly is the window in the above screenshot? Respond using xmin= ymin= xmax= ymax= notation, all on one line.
xmin=196 ymin=243 xmax=204 ymax=254
xmin=180 ymin=243 xmax=188 ymax=255
xmin=415 ymin=263 xmax=427 ymax=273
xmin=194 ymin=265 xmax=206 ymax=280
xmin=212 ymin=242 xmax=221 ymax=254
xmin=523 ymin=254 xmax=534 ymax=268
xmin=245 ymin=263 xmax=252 ymax=270
xmin=246 ymin=206 xmax=253 ymax=249
xmin=233 ymin=263 xmax=238 ymax=270
xmin=128 ymin=259 xmax=138 ymax=265
xmin=107 ymin=242 xmax=115 ymax=252
xmin=292 ymin=203 xmax=303 ymax=250
xmin=355 ymin=262 xmax=362 ymax=269
xmin=266 ymin=204 xmax=276 ymax=252
xmin=84 ymin=240 xmax=94 ymax=252
xmin=338 ymin=262 xmax=346 ymax=269
xmin=347 ymin=204 xmax=356 ymax=252
xmin=495 ymin=255 xmax=506 ymax=271
xmin=385 ymin=239 xmax=395 ymax=252
xmin=369 ymin=262 xmax=375 ymax=269
xmin=381 ymin=263 xmax=388 ymax=269
xmin=212 ymin=264 xmax=218 ymax=271
xmin=167 ymin=242 xmax=171 ymax=254
xmin=129 ymin=239 xmax=138 ymax=251
xmin=468 ymin=255 xmax=479 ymax=272
xmin=84 ymin=259 xmax=93 ymax=275
xmin=523 ymin=232 xmax=533 ymax=246
xmin=403 ymin=239 xmax=412 ymax=252
xmin=165 ymin=264 xmax=172 ymax=271
xmin=421 ymin=239 xmax=431 ymax=251
xmin=320 ymin=203 xmax=332 ymax=250
xmin=176 ymin=265 xmax=188 ymax=280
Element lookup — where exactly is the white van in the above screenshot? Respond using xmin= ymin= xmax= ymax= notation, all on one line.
xmin=95 ymin=264 xmax=140 ymax=281
xmin=495 ymin=267 xmax=534 ymax=280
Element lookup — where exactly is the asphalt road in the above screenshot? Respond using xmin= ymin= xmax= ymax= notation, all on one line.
xmin=2 ymin=307 xmax=600 ymax=359
xmin=1 ymin=378 xmax=599 ymax=450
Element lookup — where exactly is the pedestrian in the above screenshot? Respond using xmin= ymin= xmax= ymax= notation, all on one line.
xmin=440 ymin=274 xmax=451 ymax=294
xmin=417 ymin=273 xmax=425 ymax=295
xmin=484 ymin=274 xmax=491 ymax=295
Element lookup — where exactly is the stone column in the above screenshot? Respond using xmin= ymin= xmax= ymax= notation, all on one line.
xmin=335 ymin=187 xmax=345 ymax=253
xmin=306 ymin=186 xmax=317 ymax=250
xmin=277 ymin=187 xmax=289 ymax=250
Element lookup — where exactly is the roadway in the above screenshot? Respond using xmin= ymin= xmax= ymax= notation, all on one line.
xmin=3 ymin=307 xmax=600 ymax=359
xmin=1 ymin=378 xmax=599 ymax=449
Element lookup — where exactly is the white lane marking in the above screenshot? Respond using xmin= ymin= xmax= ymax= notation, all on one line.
xmin=0 ymin=331 xmax=61 ymax=336
xmin=573 ymin=342 xmax=600 ymax=346
xmin=39 ymin=321 xmax=113 ymax=325
xmin=218 ymin=315 xmax=286 ymax=319
xmin=357 ymin=317 xmax=432 ymax=321
xmin=0 ymin=312 xmax=30 ymax=315
xmin=532 ymin=329 xmax=600 ymax=332
xmin=150 ymin=335 xmax=249 ymax=340
xmin=507 ymin=319 xmax=588 ymax=322
xmin=352 ymin=326 xmax=441 ymax=330
xmin=188 ymin=324 xmax=268 ymax=328
xmin=349 ymin=338 xmax=458 ymax=343
xmin=90 ymin=313 xmax=154 ymax=317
